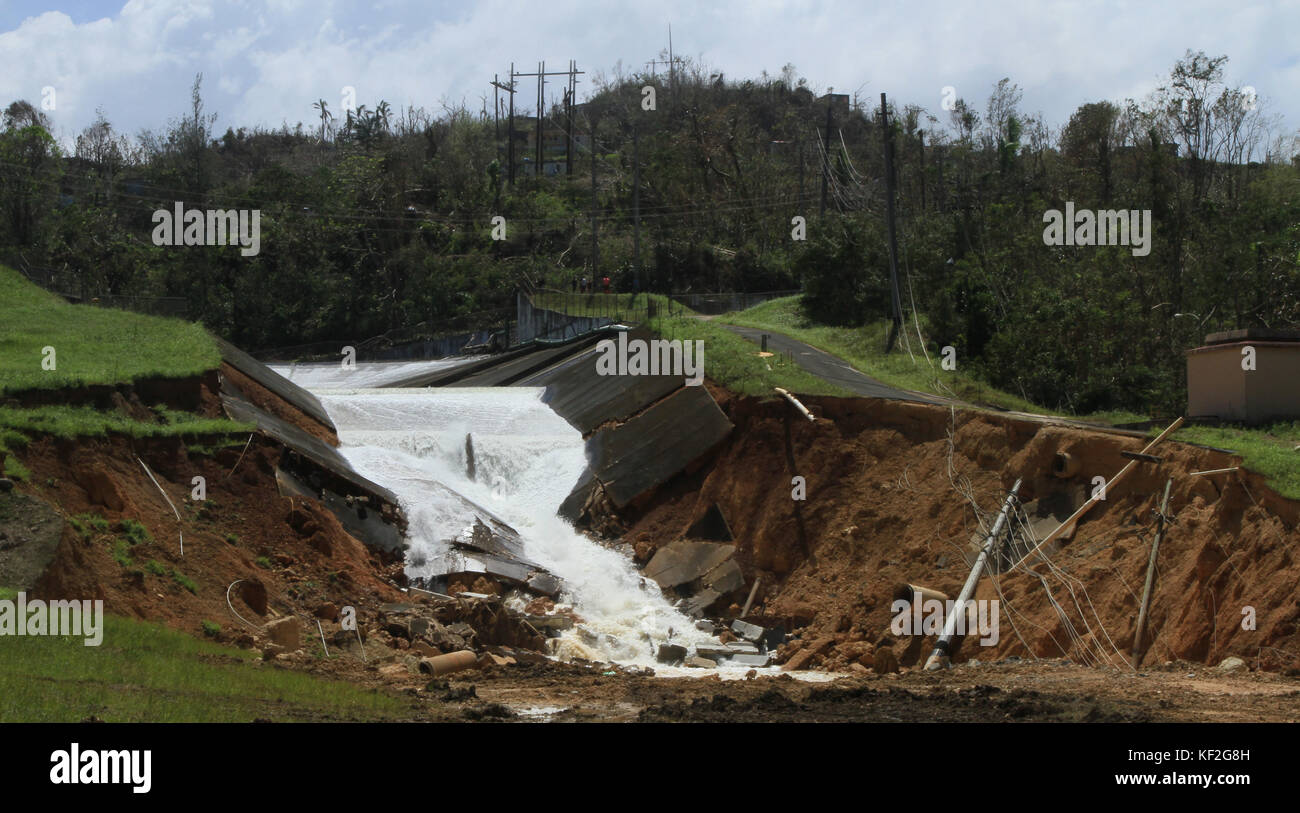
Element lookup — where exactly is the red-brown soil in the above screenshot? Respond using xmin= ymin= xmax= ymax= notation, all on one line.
xmin=21 ymin=433 xmax=403 ymax=640
xmin=621 ymin=394 xmax=1300 ymax=675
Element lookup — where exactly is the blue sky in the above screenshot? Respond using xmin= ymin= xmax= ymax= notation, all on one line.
xmin=1 ymin=0 xmax=1296 ymax=156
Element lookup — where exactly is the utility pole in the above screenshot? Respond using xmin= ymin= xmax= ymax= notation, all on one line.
xmin=590 ymin=114 xmax=599 ymax=283
xmin=918 ymin=129 xmax=926 ymax=212
xmin=566 ymin=60 xmax=576 ymax=176
xmin=819 ymin=96 xmax=833 ymax=215
xmin=633 ymin=124 xmax=641 ymax=291
xmin=798 ymin=138 xmax=805 ymax=201
xmin=881 ymin=92 xmax=904 ymax=352
xmin=507 ymin=63 xmax=516 ymax=185
xmin=510 ymin=63 xmax=583 ymax=180
xmin=536 ymin=61 xmax=544 ymax=176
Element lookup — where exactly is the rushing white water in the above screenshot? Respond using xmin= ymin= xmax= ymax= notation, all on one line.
xmin=268 ymin=356 xmax=482 ymax=390
xmin=308 ymin=384 xmax=712 ymax=665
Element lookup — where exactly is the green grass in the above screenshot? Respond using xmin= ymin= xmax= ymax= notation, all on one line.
xmin=532 ymin=291 xmax=846 ymax=397
xmin=1174 ymin=422 xmax=1300 ymax=500
xmin=0 ymin=610 xmax=409 ymax=721
xmin=721 ymin=295 xmax=1149 ymax=424
xmin=0 ymin=264 xmax=221 ymax=394
xmin=117 ymin=518 xmax=153 ymax=546
xmin=0 ymin=404 xmax=250 ymax=441
xmin=170 ymin=568 xmax=198 ymax=595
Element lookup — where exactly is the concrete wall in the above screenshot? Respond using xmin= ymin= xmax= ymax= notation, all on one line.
xmin=516 ymin=291 xmax=613 ymax=343
xmin=1187 ymin=340 xmax=1300 ymax=423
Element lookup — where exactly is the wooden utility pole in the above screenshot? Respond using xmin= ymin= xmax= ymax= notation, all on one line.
xmin=881 ymin=92 xmax=903 ymax=351
xmin=819 ymin=98 xmax=833 ymax=215
xmin=536 ymin=61 xmax=544 ymax=175
xmin=510 ymin=63 xmax=583 ymax=179
xmin=632 ymin=124 xmax=641 ymax=291
xmin=1132 ymin=478 xmax=1173 ymax=666
xmin=918 ymin=129 xmax=926 ymax=212
xmin=590 ymin=114 xmax=599 ymax=281
xmin=507 ymin=63 xmax=516 ymax=185
xmin=798 ymin=138 xmax=805 ymax=201
xmin=566 ymin=61 xmax=576 ymax=176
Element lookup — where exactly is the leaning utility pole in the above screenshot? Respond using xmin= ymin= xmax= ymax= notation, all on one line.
xmin=881 ymin=92 xmax=904 ymax=352
xmin=1132 ymin=478 xmax=1173 ymax=666
xmin=924 ymin=479 xmax=1022 ymax=671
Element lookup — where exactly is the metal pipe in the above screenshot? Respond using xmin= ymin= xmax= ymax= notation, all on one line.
xmin=1052 ymin=452 xmax=1081 ymax=478
xmin=1189 ymin=466 xmax=1238 ymax=477
xmin=1132 ymin=478 xmax=1172 ymax=665
xmin=892 ymin=583 xmax=950 ymax=606
xmin=741 ymin=575 xmax=762 ymax=618
xmin=924 ymin=478 xmax=1022 ymax=671
xmin=418 ymin=650 xmax=479 ymax=676
xmin=774 ymin=387 xmax=815 ymax=422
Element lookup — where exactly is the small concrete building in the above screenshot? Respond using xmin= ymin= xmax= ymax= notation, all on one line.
xmin=1186 ymin=328 xmax=1300 ymax=423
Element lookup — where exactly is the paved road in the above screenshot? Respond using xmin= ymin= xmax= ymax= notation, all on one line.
xmin=719 ymin=324 xmax=947 ymax=405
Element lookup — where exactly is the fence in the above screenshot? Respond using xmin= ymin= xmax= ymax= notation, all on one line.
xmin=667 ymin=289 xmax=801 ymax=315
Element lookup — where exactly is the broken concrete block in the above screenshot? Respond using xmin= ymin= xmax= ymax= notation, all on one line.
xmin=680 ymin=588 xmax=722 ymax=618
xmin=730 ymin=653 xmax=771 ymax=667
xmin=726 ymin=641 xmax=760 ymax=655
xmin=704 ymin=559 xmax=744 ymax=596
xmin=684 ymin=656 xmax=717 ymax=669
xmin=694 ymin=620 xmax=718 ymax=633
xmin=644 ymin=540 xmax=733 ymax=590
xmin=694 ymin=645 xmax=733 ymax=661
xmin=657 ymin=643 xmax=688 ymax=664
xmin=731 ymin=620 xmax=765 ymax=643
xmin=265 ymin=617 xmax=301 ymax=649
xmin=526 ymin=614 xmax=574 ymax=632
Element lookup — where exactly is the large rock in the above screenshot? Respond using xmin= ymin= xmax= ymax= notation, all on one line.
xmin=265 ymin=617 xmax=301 ymax=649
xmin=656 ymin=643 xmax=688 ymax=664
xmin=1217 ymin=656 xmax=1248 ymax=674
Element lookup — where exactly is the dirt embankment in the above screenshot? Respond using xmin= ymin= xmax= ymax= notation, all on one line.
xmin=20 ymin=433 xmax=404 ymax=637
xmin=621 ymin=394 xmax=1300 ymax=674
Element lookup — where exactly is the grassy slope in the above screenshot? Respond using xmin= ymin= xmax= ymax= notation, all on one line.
xmin=532 ymin=291 xmax=846 ymax=397
xmin=1175 ymin=423 xmax=1300 ymax=500
xmin=721 ymin=295 xmax=1148 ymax=424
xmin=0 ymin=265 xmax=247 ymax=481
xmin=0 ymin=264 xmax=220 ymax=394
xmin=0 ymin=588 xmax=407 ymax=722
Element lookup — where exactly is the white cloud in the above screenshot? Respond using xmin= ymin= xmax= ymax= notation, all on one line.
xmin=0 ymin=0 xmax=1293 ymax=149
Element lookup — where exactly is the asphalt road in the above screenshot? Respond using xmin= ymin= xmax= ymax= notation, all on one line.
xmin=720 ymin=324 xmax=947 ymax=405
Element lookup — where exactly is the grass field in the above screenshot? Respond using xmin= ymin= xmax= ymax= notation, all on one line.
xmin=0 ymin=265 xmax=221 ymax=394
xmin=529 ymin=291 xmax=845 ymax=397
xmin=1174 ymin=423 xmax=1300 ymax=500
xmin=0 ymin=588 xmax=409 ymax=722
xmin=721 ymin=295 xmax=1149 ymax=425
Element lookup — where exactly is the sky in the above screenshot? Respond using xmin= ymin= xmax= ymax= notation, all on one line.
xmin=0 ymin=0 xmax=1296 ymax=152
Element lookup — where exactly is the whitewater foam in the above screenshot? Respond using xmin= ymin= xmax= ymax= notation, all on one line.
xmin=311 ymin=385 xmax=711 ymax=665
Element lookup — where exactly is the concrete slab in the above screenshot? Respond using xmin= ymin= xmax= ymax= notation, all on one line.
xmin=215 ymin=336 xmax=335 ymax=431
xmin=516 ymin=328 xmax=684 ymax=435
xmin=584 ymin=385 xmax=733 ymax=508
xmin=644 ymin=540 xmax=733 ymax=590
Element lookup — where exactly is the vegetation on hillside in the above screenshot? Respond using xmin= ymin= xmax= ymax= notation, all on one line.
xmin=1 ymin=51 xmax=1296 ymax=414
